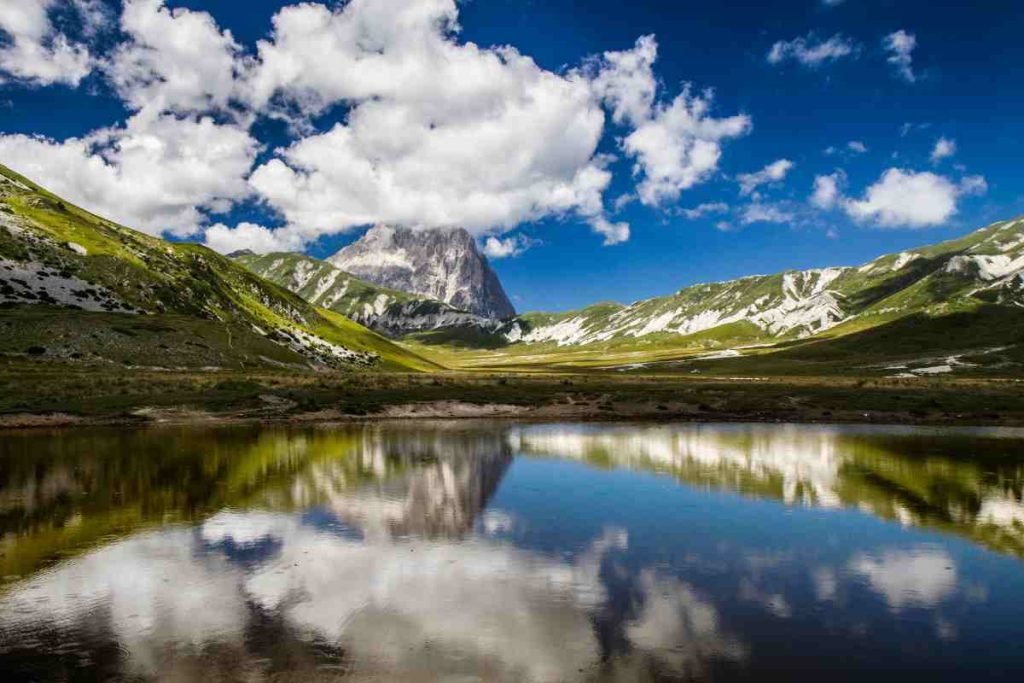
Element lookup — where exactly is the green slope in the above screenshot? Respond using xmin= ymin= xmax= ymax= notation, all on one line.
xmin=0 ymin=164 xmax=437 ymax=372
xmin=411 ymin=216 xmax=1024 ymax=374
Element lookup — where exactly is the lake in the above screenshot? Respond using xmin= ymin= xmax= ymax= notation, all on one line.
xmin=1 ymin=421 xmax=1024 ymax=681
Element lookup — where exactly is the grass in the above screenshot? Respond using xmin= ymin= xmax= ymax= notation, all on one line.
xmin=1 ymin=164 xmax=437 ymax=372
xmin=2 ymin=357 xmax=1023 ymax=426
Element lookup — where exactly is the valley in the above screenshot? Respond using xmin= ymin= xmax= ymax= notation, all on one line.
xmin=2 ymin=162 xmax=1024 ymax=428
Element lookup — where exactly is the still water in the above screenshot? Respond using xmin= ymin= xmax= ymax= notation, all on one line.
xmin=2 ymin=422 xmax=1024 ymax=681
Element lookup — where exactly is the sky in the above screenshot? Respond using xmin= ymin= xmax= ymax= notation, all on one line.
xmin=1 ymin=0 xmax=1022 ymax=312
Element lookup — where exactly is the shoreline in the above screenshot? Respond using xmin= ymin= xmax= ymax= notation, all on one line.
xmin=3 ymin=398 xmax=1023 ymax=432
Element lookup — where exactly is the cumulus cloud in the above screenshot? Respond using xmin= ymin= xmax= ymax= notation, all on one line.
xmin=0 ymin=0 xmax=95 ymax=85
xmin=589 ymin=34 xmax=658 ymax=127
xmin=842 ymin=168 xmax=985 ymax=228
xmin=592 ymin=36 xmax=751 ymax=207
xmin=2 ymin=0 xmax=755 ymax=250
xmin=847 ymin=141 xmax=867 ymax=154
xmin=204 ymin=222 xmax=303 ymax=255
xmin=0 ymin=114 xmax=258 ymax=236
xmin=810 ymin=172 xmax=845 ymax=209
xmin=621 ymin=93 xmax=751 ymax=206
xmin=930 ymin=137 xmax=956 ymax=164
xmin=767 ymin=34 xmax=856 ymax=68
xmin=240 ymin=0 xmax=625 ymax=246
xmin=108 ymin=0 xmax=245 ymax=117
xmin=883 ymin=30 xmax=917 ymax=82
xmin=0 ymin=1 xmax=257 ymax=239
xmin=737 ymin=159 xmax=794 ymax=196
xmin=482 ymin=234 xmax=537 ymax=259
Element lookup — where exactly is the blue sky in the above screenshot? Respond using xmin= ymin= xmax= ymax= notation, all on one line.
xmin=1 ymin=0 xmax=1022 ymax=312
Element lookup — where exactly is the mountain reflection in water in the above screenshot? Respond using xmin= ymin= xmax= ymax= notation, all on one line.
xmin=1 ymin=422 xmax=1023 ymax=681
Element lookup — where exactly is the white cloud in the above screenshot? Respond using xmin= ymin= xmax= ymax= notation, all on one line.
xmin=592 ymin=36 xmax=751 ymax=208
xmin=883 ymin=30 xmax=917 ymax=83
xmin=108 ymin=0 xmax=245 ymax=117
xmin=810 ymin=172 xmax=845 ymax=209
xmin=71 ymin=0 xmax=112 ymax=38
xmin=0 ymin=1 xmax=257 ymax=240
xmin=1 ymin=0 xmax=757 ymax=251
xmin=244 ymin=0 xmax=622 ymax=246
xmin=679 ymin=202 xmax=729 ymax=219
xmin=622 ymin=92 xmax=751 ymax=206
xmin=589 ymin=34 xmax=657 ymax=127
xmin=842 ymin=168 xmax=984 ymax=228
xmin=204 ymin=222 xmax=304 ymax=255
xmin=930 ymin=136 xmax=956 ymax=164
xmin=740 ymin=203 xmax=794 ymax=225
xmin=482 ymin=234 xmax=536 ymax=259
xmin=737 ymin=159 xmax=794 ymax=196
xmin=767 ymin=34 xmax=856 ymax=68
xmin=0 ymin=0 xmax=94 ymax=86
xmin=590 ymin=216 xmax=631 ymax=245
xmin=0 ymin=114 xmax=258 ymax=236
xmin=847 ymin=141 xmax=867 ymax=154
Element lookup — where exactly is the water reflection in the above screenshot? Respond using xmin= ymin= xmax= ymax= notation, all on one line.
xmin=512 ymin=423 xmax=1024 ymax=557
xmin=1 ymin=422 xmax=1024 ymax=680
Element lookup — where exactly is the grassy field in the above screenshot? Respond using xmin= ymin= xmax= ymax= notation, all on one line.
xmin=2 ymin=356 xmax=1022 ymax=427
xmin=403 ymin=304 xmax=1024 ymax=378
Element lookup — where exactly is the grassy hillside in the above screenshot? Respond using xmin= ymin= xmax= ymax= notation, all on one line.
xmin=0 ymin=165 xmax=437 ymax=372
xmin=404 ymin=218 xmax=1024 ymax=376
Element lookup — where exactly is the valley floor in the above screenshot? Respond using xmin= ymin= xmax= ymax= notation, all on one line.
xmin=1 ymin=359 xmax=1022 ymax=430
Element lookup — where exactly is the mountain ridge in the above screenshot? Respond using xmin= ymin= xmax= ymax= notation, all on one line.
xmin=504 ymin=216 xmax=1024 ymax=350
xmin=233 ymin=250 xmax=504 ymax=338
xmin=329 ymin=225 xmax=516 ymax=319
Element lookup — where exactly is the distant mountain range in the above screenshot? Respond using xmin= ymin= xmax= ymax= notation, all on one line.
xmin=237 ymin=216 xmax=1024 ymax=369
xmin=509 ymin=217 xmax=1024 ymax=351
xmin=3 ymin=161 xmax=1024 ymax=376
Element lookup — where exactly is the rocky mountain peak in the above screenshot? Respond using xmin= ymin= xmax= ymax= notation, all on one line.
xmin=328 ymin=225 xmax=516 ymax=319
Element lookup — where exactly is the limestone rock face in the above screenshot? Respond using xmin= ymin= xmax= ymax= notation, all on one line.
xmin=329 ymin=225 xmax=516 ymax=319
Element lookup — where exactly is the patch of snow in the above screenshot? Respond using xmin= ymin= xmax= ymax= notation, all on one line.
xmin=372 ymin=293 xmax=391 ymax=316
xmin=693 ymin=349 xmax=741 ymax=361
xmin=893 ymin=252 xmax=919 ymax=271
xmin=973 ymin=254 xmax=1024 ymax=281
xmin=0 ymin=259 xmax=135 ymax=313
xmin=635 ymin=309 xmax=680 ymax=336
xmin=309 ymin=268 xmax=342 ymax=305
xmin=521 ymin=316 xmax=592 ymax=346
xmin=336 ymin=248 xmax=414 ymax=272
xmin=504 ymin=322 xmax=523 ymax=343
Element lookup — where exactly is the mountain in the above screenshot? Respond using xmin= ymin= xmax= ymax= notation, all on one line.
xmin=233 ymin=251 xmax=503 ymax=338
xmin=0 ymin=165 xmax=436 ymax=372
xmin=506 ymin=216 xmax=1024 ymax=353
xmin=328 ymin=225 xmax=516 ymax=319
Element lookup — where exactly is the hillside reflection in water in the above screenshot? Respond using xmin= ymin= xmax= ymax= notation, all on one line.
xmin=1 ymin=422 xmax=1023 ymax=681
